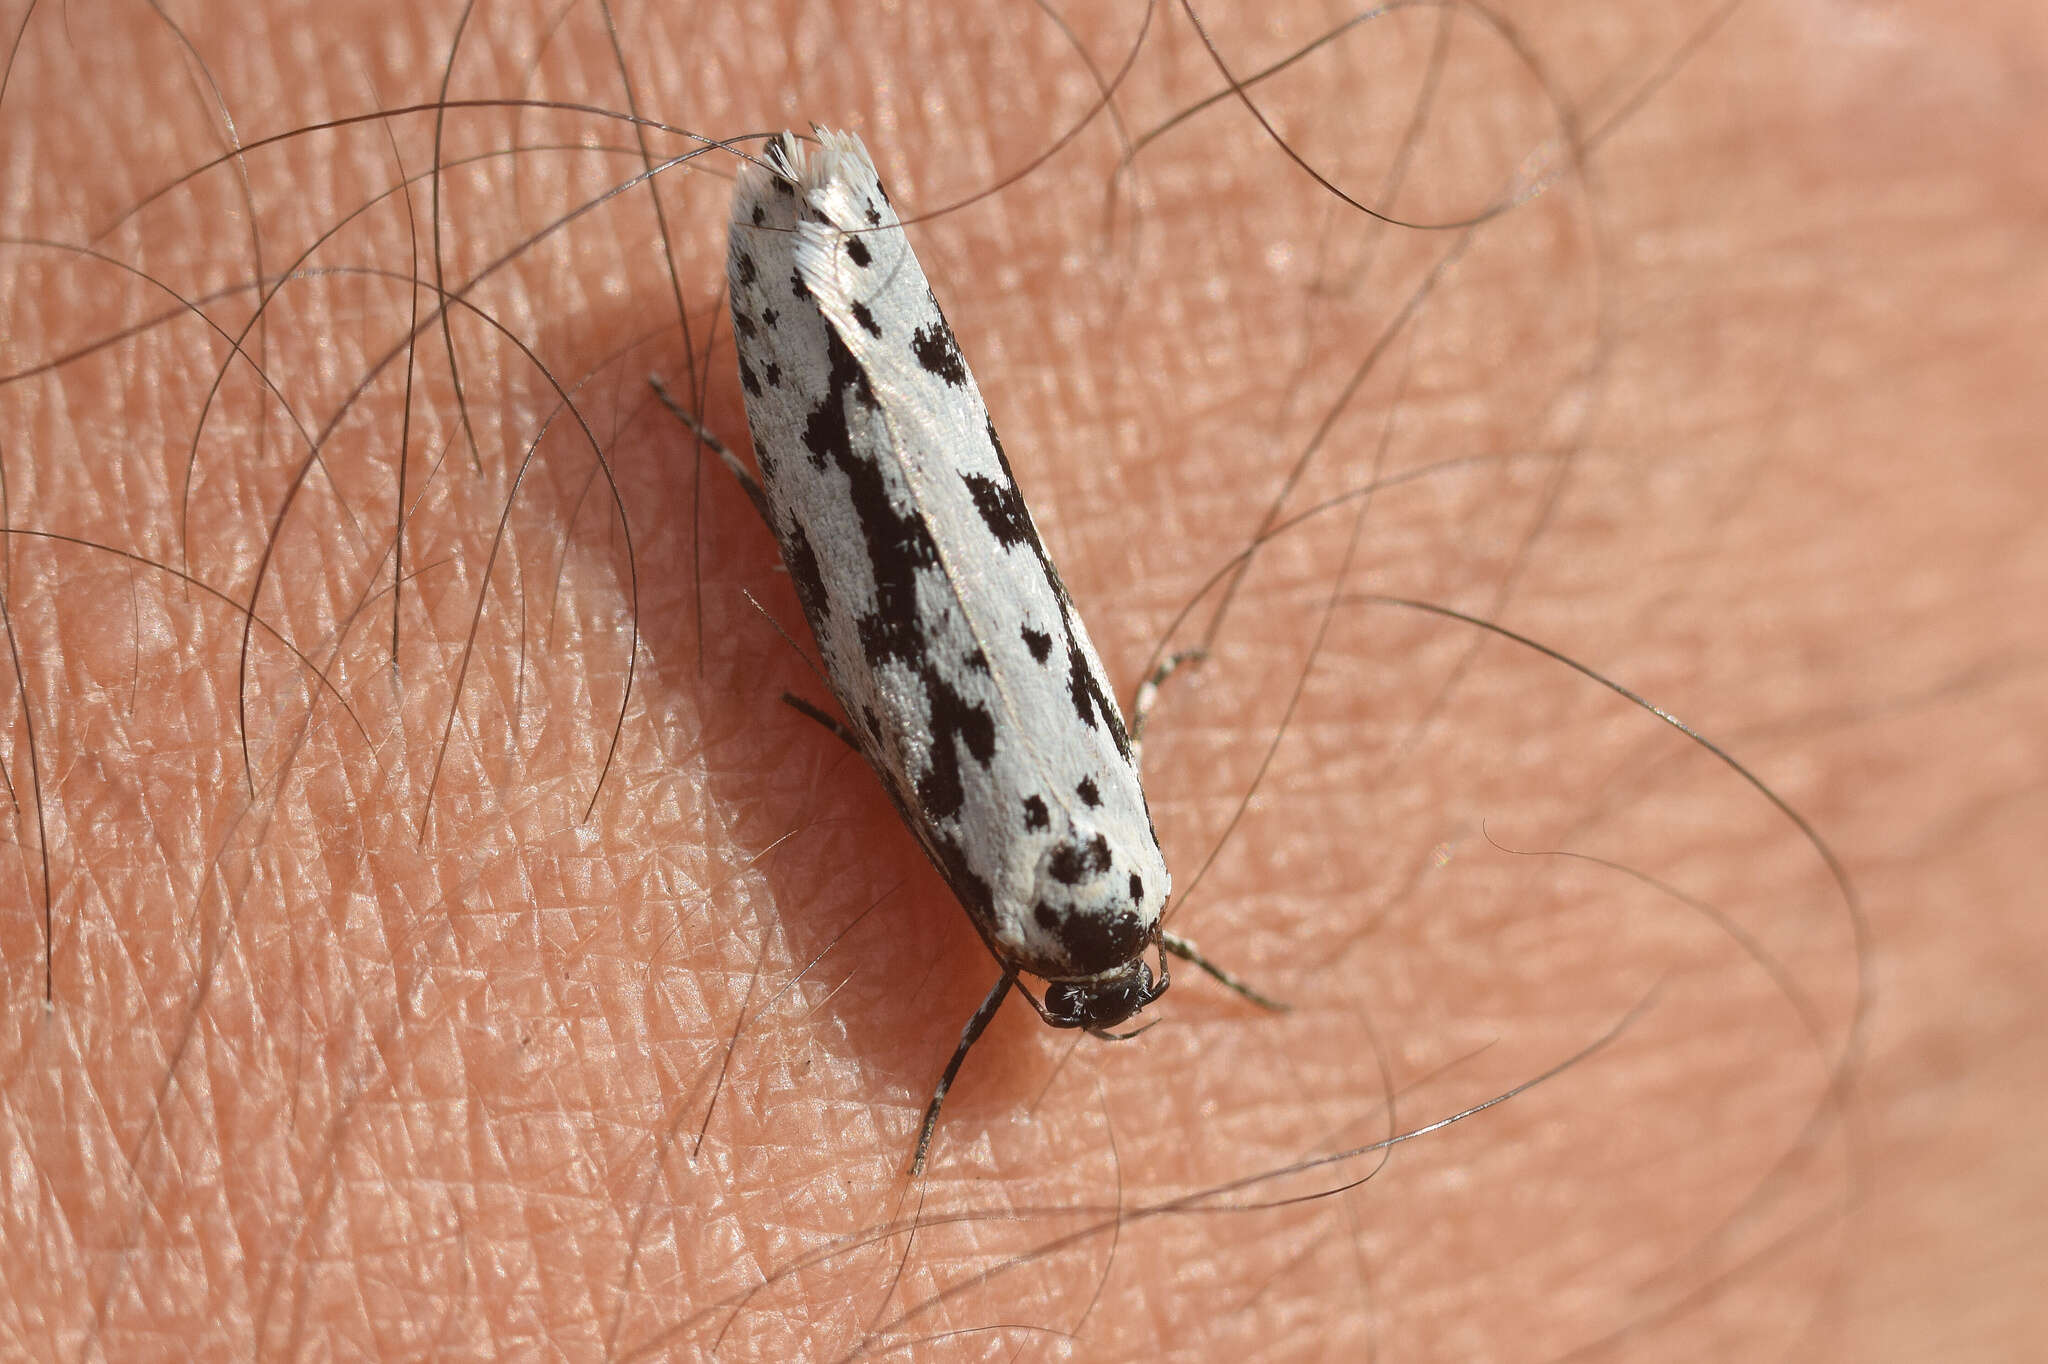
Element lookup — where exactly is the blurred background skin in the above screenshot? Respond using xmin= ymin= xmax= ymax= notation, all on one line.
xmin=0 ymin=0 xmax=2040 ymax=1358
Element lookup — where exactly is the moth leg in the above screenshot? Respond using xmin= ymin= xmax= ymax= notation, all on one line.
xmin=911 ymin=973 xmax=1015 ymax=1175
xmin=647 ymin=373 xmax=772 ymax=526
xmin=731 ymin=590 xmax=851 ymax=746
xmin=1160 ymin=930 xmax=1288 ymax=1013
xmin=1129 ymin=647 xmax=1208 ymax=770
xmin=780 ymin=692 xmax=860 ymax=752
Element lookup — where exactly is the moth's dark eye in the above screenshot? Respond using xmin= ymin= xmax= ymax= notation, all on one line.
xmin=1043 ymin=963 xmax=1155 ymax=1031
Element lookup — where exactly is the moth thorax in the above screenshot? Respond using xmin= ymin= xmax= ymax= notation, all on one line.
xmin=1031 ymin=823 xmax=1155 ymax=977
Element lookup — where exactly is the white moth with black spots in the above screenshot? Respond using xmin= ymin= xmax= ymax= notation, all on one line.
xmin=669 ymin=128 xmax=1278 ymax=1173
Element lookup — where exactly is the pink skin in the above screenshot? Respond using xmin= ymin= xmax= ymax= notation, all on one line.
xmin=0 ymin=1 xmax=2040 ymax=1358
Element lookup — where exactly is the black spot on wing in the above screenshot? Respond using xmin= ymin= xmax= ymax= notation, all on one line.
xmin=854 ymin=590 xmax=922 ymax=664
xmin=912 ymin=320 xmax=967 ymax=388
xmin=761 ymin=362 xmax=782 ymax=389
xmin=1076 ymin=777 xmax=1100 ymax=808
xmin=865 ymin=204 xmax=882 ymax=227
xmin=1023 ymin=795 xmax=1049 ymax=831
xmin=937 ymin=672 xmax=995 ymax=769
xmin=750 ymin=203 xmax=767 ymax=226
xmin=1064 ymin=632 xmax=1134 ymax=762
xmin=851 ymin=301 xmax=881 ymax=338
xmin=849 ymin=490 xmax=942 ymax=662
xmin=962 ymin=472 xmax=1033 ymax=549
xmin=1106 ymin=705 xmax=1134 ymax=763
xmin=1049 ymin=833 xmax=1111 ymax=886
xmin=982 ymin=411 xmax=1078 ymax=627
xmin=1060 ymin=906 xmax=1147 ymax=975
xmin=733 ymin=313 xmax=757 ymax=341
xmin=780 ymin=521 xmax=829 ymax=629
xmin=802 ymin=329 xmax=876 ymax=471
xmin=737 ymin=354 xmax=761 ymax=398
xmin=915 ymin=677 xmax=995 ymax=820
xmin=734 ymin=251 xmax=758 ymax=287
xmin=1033 ymin=899 xmax=1147 ymax=976
xmin=790 ymin=270 xmax=809 ymax=301
xmin=1021 ymin=626 xmax=1052 ymax=663
xmin=761 ymin=307 xmax=778 ymax=329
xmin=1065 ymin=636 xmax=1098 ymax=731
xmin=913 ymin=753 xmax=960 ymax=822
xmin=1129 ymin=873 xmax=1143 ymax=904
xmin=846 ymin=236 xmax=871 ymax=267
xmin=802 ymin=400 xmax=851 ymax=474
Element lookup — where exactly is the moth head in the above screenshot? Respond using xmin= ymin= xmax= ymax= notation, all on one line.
xmin=1041 ymin=957 xmax=1162 ymax=1034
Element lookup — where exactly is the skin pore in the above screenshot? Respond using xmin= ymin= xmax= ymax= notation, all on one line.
xmin=2 ymin=0 xmax=2041 ymax=1358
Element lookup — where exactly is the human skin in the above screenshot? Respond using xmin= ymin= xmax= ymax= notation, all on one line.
xmin=0 ymin=0 xmax=2041 ymax=1360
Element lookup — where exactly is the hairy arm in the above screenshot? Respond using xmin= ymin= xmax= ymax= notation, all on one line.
xmin=1 ymin=0 xmax=2039 ymax=1358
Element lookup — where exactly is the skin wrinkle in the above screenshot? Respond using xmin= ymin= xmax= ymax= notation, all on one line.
xmin=0 ymin=1 xmax=2041 ymax=1361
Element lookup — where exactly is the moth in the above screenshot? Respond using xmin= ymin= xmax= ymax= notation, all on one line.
xmin=661 ymin=128 xmax=1276 ymax=1172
